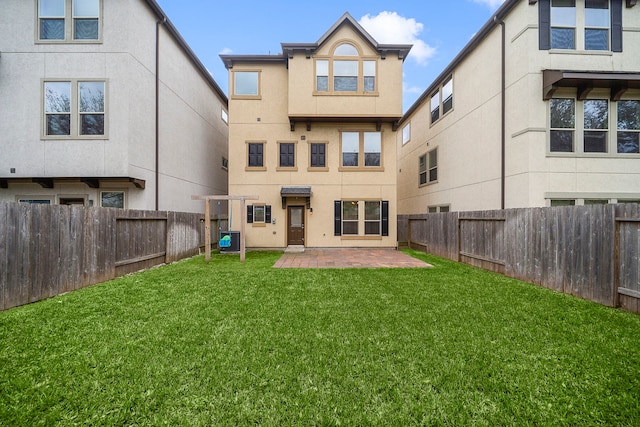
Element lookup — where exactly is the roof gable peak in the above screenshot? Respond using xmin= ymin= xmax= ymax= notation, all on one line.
xmin=316 ymin=12 xmax=379 ymax=49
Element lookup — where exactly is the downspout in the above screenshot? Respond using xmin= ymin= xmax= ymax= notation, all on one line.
xmin=494 ymin=15 xmax=506 ymax=210
xmin=155 ymin=17 xmax=166 ymax=211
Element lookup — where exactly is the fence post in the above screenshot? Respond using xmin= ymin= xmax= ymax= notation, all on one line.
xmin=457 ymin=214 xmax=462 ymax=263
xmin=614 ymin=217 xmax=620 ymax=308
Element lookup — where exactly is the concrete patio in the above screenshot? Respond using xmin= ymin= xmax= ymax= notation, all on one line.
xmin=273 ymin=248 xmax=432 ymax=269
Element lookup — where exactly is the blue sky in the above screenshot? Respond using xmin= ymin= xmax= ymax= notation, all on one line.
xmin=155 ymin=0 xmax=506 ymax=112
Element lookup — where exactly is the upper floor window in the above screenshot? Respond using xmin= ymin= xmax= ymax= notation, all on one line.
xmin=315 ymin=43 xmax=377 ymax=94
xmin=233 ymin=71 xmax=260 ymax=98
xmin=38 ymin=0 xmax=101 ymax=42
xmin=541 ymin=0 xmax=621 ymax=51
xmin=585 ymin=0 xmax=610 ymax=50
xmin=549 ymin=96 xmax=640 ymax=155
xmin=551 ymin=0 xmax=577 ymax=49
xmin=247 ymin=142 xmax=265 ymax=169
xmin=340 ymin=131 xmax=382 ymax=170
xmin=618 ymin=100 xmax=640 ymax=153
xmin=309 ymin=142 xmax=327 ymax=169
xmin=402 ymin=123 xmax=411 ymax=145
xmin=419 ymin=148 xmax=438 ymax=185
xmin=278 ymin=142 xmax=296 ymax=169
xmin=43 ymin=79 xmax=106 ymax=138
xmin=430 ymin=76 xmax=454 ymax=124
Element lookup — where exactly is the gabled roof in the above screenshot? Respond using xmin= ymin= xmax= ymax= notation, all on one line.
xmin=281 ymin=12 xmax=412 ymax=61
xmin=143 ymin=0 xmax=227 ymax=105
xmin=220 ymin=12 xmax=412 ymax=69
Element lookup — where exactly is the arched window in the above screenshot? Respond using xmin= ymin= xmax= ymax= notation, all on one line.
xmin=334 ymin=43 xmax=358 ymax=56
xmin=315 ymin=42 xmax=377 ymax=94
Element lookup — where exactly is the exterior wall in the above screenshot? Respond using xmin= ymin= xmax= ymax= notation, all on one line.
xmin=0 ymin=0 xmax=228 ymax=213
xmin=227 ymin=22 xmax=400 ymax=249
xmin=398 ymin=0 xmax=640 ymax=214
xmin=287 ymin=25 xmax=404 ymax=118
xmin=398 ymin=22 xmax=503 ymax=214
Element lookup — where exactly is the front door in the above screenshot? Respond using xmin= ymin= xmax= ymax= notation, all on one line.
xmin=287 ymin=206 xmax=305 ymax=246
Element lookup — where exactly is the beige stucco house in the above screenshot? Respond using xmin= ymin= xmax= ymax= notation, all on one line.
xmin=0 ymin=0 xmax=228 ymax=213
xmin=222 ymin=13 xmax=411 ymax=249
xmin=398 ymin=0 xmax=640 ymax=214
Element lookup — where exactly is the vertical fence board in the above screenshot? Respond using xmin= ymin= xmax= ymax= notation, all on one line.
xmin=0 ymin=203 xmax=8 ymax=310
xmin=399 ymin=203 xmax=640 ymax=313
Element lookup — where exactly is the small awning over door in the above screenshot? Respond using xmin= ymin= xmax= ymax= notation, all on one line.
xmin=280 ymin=186 xmax=312 ymax=209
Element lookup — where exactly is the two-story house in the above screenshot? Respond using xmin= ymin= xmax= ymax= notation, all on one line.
xmin=398 ymin=0 xmax=640 ymax=214
xmin=0 ymin=0 xmax=228 ymax=213
xmin=222 ymin=13 xmax=411 ymax=249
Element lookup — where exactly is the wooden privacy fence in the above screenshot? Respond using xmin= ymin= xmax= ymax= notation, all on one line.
xmin=399 ymin=203 xmax=640 ymax=314
xmin=0 ymin=202 xmax=227 ymax=311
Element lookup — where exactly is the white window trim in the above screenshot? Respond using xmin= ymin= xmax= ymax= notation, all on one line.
xmin=36 ymin=0 xmax=103 ymax=44
xmin=550 ymin=0 xmax=611 ymax=52
xmin=402 ymin=122 xmax=411 ymax=145
xmin=430 ymin=75 xmax=454 ymax=125
xmin=42 ymin=78 xmax=108 ymax=140
xmin=548 ymin=90 xmax=640 ymax=158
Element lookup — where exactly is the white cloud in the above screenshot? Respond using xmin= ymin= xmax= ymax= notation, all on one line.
xmin=219 ymin=47 xmax=233 ymax=55
xmin=470 ymin=0 xmax=506 ymax=9
xmin=404 ymin=84 xmax=423 ymax=95
xmin=359 ymin=11 xmax=436 ymax=66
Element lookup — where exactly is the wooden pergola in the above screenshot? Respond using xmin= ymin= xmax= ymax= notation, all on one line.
xmin=191 ymin=195 xmax=259 ymax=262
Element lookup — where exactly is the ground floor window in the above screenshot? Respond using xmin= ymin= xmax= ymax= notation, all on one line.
xmin=334 ymin=200 xmax=389 ymax=237
xmin=247 ymin=204 xmax=271 ymax=224
xmin=17 ymin=197 xmax=52 ymax=204
xmin=101 ymin=191 xmax=124 ymax=208
xmin=549 ymin=198 xmax=640 ymax=206
xmin=428 ymin=205 xmax=450 ymax=213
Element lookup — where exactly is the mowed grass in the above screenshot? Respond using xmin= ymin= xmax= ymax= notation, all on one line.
xmin=1 ymin=250 xmax=640 ymax=426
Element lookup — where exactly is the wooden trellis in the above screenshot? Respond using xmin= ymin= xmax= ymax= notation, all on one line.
xmin=191 ymin=195 xmax=259 ymax=262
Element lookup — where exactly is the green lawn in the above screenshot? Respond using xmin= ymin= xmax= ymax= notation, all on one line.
xmin=1 ymin=250 xmax=639 ymax=426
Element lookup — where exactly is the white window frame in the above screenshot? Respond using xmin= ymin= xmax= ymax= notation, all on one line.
xmin=550 ymin=0 xmax=612 ymax=51
xmin=548 ymin=91 xmax=640 ymax=158
xmin=430 ymin=75 xmax=454 ymax=124
xmin=36 ymin=0 xmax=103 ymax=43
xmin=402 ymin=123 xmax=411 ymax=145
xmin=42 ymin=79 xmax=107 ymax=140
xmin=427 ymin=148 xmax=438 ymax=184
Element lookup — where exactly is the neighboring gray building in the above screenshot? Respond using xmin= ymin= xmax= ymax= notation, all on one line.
xmin=0 ymin=0 xmax=228 ymax=213
xmin=398 ymin=0 xmax=640 ymax=214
